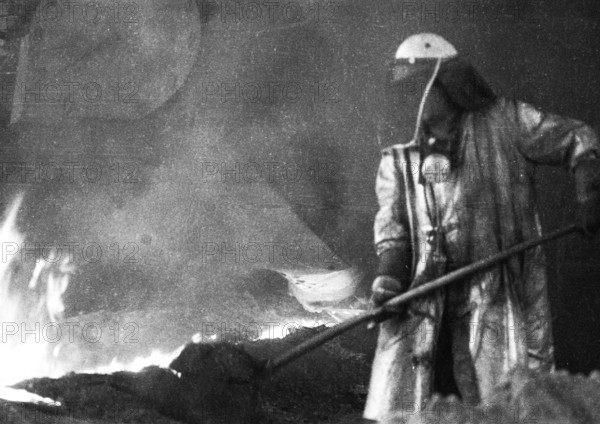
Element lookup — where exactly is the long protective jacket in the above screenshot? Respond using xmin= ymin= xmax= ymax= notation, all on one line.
xmin=364 ymin=97 xmax=599 ymax=421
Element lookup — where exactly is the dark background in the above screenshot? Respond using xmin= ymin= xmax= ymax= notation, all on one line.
xmin=0 ymin=0 xmax=598 ymax=373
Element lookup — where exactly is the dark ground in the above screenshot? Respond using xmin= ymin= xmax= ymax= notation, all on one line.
xmin=8 ymin=325 xmax=375 ymax=424
xmin=5 ymin=328 xmax=600 ymax=424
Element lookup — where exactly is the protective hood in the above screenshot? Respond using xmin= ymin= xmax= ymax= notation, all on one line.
xmin=436 ymin=57 xmax=497 ymax=111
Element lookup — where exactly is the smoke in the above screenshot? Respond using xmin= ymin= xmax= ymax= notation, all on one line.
xmin=1 ymin=0 xmax=600 ymax=373
xmin=4 ymin=0 xmax=372 ymax=315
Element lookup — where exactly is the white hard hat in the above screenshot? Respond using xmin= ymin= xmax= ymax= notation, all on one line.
xmin=395 ymin=33 xmax=458 ymax=62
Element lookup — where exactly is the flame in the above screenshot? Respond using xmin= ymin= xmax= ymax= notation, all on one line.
xmin=85 ymin=345 xmax=185 ymax=375
xmin=0 ymin=194 xmax=74 ymax=394
xmin=0 ymin=387 xmax=61 ymax=406
xmin=0 ymin=195 xmax=190 ymax=402
xmin=0 ymin=195 xmax=187 ymax=405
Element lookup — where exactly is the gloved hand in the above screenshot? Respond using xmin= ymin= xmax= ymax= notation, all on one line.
xmin=369 ymin=275 xmax=409 ymax=326
xmin=575 ymin=157 xmax=600 ymax=237
xmin=371 ymin=275 xmax=406 ymax=307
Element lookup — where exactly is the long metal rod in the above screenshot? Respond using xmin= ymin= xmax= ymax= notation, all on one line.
xmin=262 ymin=224 xmax=580 ymax=376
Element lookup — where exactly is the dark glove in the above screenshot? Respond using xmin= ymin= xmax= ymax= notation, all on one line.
xmin=369 ymin=275 xmax=410 ymax=328
xmin=575 ymin=157 xmax=600 ymax=237
xmin=371 ymin=275 xmax=406 ymax=307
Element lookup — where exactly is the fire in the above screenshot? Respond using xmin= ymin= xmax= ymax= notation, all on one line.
xmin=0 ymin=194 xmax=343 ymax=406
xmin=0 ymin=194 xmax=75 ymax=389
xmin=0 ymin=387 xmax=61 ymax=406
xmin=0 ymin=194 xmax=190 ymax=404
xmin=86 ymin=345 xmax=186 ymax=375
xmin=0 ymin=195 xmax=191 ymax=398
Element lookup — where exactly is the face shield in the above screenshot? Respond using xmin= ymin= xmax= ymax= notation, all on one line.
xmin=380 ymin=59 xmax=441 ymax=152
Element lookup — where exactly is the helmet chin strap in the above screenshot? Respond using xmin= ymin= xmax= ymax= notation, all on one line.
xmin=402 ymin=56 xmax=443 ymax=149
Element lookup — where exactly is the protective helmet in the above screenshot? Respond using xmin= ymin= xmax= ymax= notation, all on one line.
xmin=395 ymin=33 xmax=458 ymax=60
xmin=392 ymin=33 xmax=458 ymax=81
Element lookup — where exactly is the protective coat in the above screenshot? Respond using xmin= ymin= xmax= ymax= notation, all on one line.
xmin=364 ymin=97 xmax=600 ymax=422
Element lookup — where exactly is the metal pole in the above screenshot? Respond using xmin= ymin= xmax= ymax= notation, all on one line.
xmin=262 ymin=224 xmax=580 ymax=376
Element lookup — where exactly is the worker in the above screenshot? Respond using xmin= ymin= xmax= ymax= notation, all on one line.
xmin=364 ymin=33 xmax=600 ymax=421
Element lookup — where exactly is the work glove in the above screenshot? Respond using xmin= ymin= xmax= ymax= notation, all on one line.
xmin=369 ymin=275 xmax=409 ymax=326
xmin=371 ymin=275 xmax=406 ymax=308
xmin=575 ymin=157 xmax=600 ymax=237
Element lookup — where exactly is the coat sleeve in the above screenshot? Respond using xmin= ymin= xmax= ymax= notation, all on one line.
xmin=374 ymin=150 xmax=413 ymax=280
xmin=374 ymin=149 xmax=411 ymax=257
xmin=506 ymin=98 xmax=600 ymax=202
xmin=508 ymin=99 xmax=600 ymax=168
